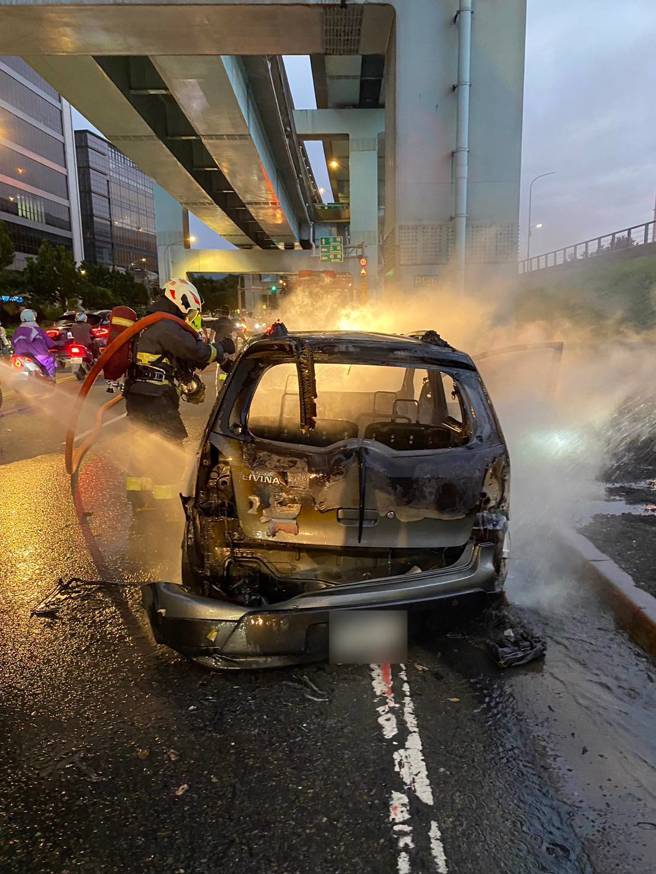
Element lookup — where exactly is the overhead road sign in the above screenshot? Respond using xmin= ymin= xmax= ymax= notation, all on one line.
xmin=319 ymin=237 xmax=344 ymax=263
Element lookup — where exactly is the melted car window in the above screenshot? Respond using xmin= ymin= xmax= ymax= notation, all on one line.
xmin=248 ymin=363 xmax=471 ymax=449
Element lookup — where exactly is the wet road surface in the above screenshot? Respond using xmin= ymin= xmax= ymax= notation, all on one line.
xmin=1 ymin=379 xmax=655 ymax=873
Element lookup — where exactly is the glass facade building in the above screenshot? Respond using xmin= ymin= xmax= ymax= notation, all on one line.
xmin=0 ymin=57 xmax=83 ymax=267
xmin=75 ymin=130 xmax=157 ymax=275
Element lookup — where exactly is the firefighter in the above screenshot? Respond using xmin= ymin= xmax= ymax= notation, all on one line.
xmin=205 ymin=306 xmax=236 ymax=342
xmin=123 ymin=277 xmax=233 ymax=506
xmin=203 ymin=306 xmax=237 ymax=395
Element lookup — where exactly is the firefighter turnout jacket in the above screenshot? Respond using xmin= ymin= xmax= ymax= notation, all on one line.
xmin=125 ymin=298 xmax=219 ymax=397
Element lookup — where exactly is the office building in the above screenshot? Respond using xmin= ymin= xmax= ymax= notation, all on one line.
xmin=75 ymin=129 xmax=157 ymax=277
xmin=0 ymin=56 xmax=83 ymax=268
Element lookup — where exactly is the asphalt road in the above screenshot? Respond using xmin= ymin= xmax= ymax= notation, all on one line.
xmin=1 ymin=374 xmax=655 ymax=874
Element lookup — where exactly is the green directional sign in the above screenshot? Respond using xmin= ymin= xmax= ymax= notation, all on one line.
xmin=319 ymin=236 xmax=344 ymax=263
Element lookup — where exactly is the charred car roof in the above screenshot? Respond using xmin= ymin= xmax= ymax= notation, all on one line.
xmin=241 ymin=330 xmax=477 ymax=370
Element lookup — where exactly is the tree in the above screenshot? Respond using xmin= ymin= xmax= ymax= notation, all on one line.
xmin=23 ymin=242 xmax=80 ymax=310
xmin=77 ymin=261 xmax=149 ymax=312
xmin=108 ymin=269 xmax=149 ymax=312
xmin=193 ymin=275 xmax=239 ymax=312
xmin=78 ymin=261 xmax=113 ymax=290
xmin=0 ymin=221 xmax=15 ymax=271
xmin=78 ymin=282 xmax=117 ymax=310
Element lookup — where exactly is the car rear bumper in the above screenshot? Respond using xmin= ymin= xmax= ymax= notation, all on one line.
xmin=143 ymin=543 xmax=501 ymax=668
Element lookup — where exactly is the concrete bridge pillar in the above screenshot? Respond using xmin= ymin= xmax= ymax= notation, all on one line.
xmin=349 ymin=136 xmax=379 ymax=286
xmin=154 ymin=184 xmax=190 ymax=283
xmin=293 ymin=109 xmax=383 ymax=287
xmin=385 ymin=0 xmax=526 ymax=291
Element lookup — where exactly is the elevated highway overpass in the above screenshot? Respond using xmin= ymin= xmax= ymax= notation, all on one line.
xmin=0 ymin=0 xmax=527 ymax=290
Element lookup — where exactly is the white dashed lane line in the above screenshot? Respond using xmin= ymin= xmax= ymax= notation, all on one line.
xmin=371 ymin=663 xmax=448 ymax=874
xmin=72 ymin=412 xmax=127 ymax=444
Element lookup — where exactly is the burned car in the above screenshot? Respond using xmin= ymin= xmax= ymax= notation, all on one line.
xmin=144 ymin=328 xmax=510 ymax=668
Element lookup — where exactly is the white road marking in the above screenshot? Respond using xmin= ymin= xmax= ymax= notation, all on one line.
xmin=429 ymin=821 xmax=448 ymax=874
xmin=73 ymin=412 xmax=127 ymax=443
xmin=370 ymin=663 xmax=448 ymax=873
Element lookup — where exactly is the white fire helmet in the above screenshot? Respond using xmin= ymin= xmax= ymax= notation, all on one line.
xmin=163 ymin=278 xmax=203 ymax=320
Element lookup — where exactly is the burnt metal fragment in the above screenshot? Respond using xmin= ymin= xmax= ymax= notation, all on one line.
xmin=294 ymin=341 xmax=318 ymax=432
xmin=485 ymin=605 xmax=547 ymax=669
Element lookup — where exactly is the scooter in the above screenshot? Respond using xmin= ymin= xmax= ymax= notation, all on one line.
xmin=7 ymin=353 xmax=56 ymax=400
xmin=56 ymin=340 xmax=95 ymax=380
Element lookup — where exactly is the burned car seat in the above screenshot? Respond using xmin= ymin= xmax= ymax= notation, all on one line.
xmin=392 ymin=398 xmax=418 ymax=422
xmin=249 ymin=417 xmax=358 ymax=446
xmin=363 ymin=421 xmax=455 ymax=450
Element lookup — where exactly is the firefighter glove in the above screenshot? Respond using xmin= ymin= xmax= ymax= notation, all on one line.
xmin=182 ymin=375 xmax=206 ymax=405
xmin=219 ymin=336 xmax=236 ymax=357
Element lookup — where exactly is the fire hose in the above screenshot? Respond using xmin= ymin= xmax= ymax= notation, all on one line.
xmin=63 ymin=311 xmax=202 ymax=581
xmin=65 ymin=311 xmax=200 ymax=477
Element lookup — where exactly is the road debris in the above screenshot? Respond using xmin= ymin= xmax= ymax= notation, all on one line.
xmin=300 ymin=673 xmax=328 ymax=698
xmin=30 ymin=577 xmax=143 ymax=618
xmin=38 ymin=750 xmax=101 ymax=782
xmin=484 ymin=604 xmax=547 ymax=669
xmin=299 ymin=674 xmax=329 ymax=701
xmin=282 ymin=674 xmax=330 ymax=702
xmin=175 ymin=783 xmax=189 ymax=797
xmin=489 ymin=624 xmax=546 ymax=668
xmin=136 ymin=748 xmax=150 ymax=760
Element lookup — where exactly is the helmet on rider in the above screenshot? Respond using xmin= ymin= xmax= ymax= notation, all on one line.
xmin=75 ymin=311 xmax=88 ymax=322
xmin=162 ymin=278 xmax=203 ymax=322
xmin=20 ymin=309 xmax=37 ymax=323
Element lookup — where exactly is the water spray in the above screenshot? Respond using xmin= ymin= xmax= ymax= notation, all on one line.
xmin=61 ymin=309 xmax=201 ymax=589
xmin=65 ymin=311 xmax=199 ymax=477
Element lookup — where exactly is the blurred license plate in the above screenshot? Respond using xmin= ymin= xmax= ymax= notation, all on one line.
xmin=329 ymin=610 xmax=407 ymax=664
xmin=70 ymin=357 xmax=82 ymax=364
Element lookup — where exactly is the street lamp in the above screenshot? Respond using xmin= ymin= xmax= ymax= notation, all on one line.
xmin=161 ymin=235 xmax=196 ymax=281
xmin=526 ymin=171 xmax=555 ymax=260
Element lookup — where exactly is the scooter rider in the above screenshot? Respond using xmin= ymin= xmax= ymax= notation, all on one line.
xmin=124 ymin=278 xmax=234 ymax=443
xmin=11 ymin=309 xmax=56 ymax=379
xmin=70 ymin=311 xmax=93 ymax=347
xmin=0 ymin=320 xmax=10 ymax=354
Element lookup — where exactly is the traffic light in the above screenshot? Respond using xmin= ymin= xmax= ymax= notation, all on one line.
xmin=358 ymin=256 xmax=369 ymax=304
xmin=271 ymin=283 xmax=278 ymax=294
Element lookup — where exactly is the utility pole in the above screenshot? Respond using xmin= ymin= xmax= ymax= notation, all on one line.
xmin=161 ymin=235 xmax=196 ymax=282
xmin=453 ymin=0 xmax=473 ymax=293
xmin=526 ymin=171 xmax=555 ymax=261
